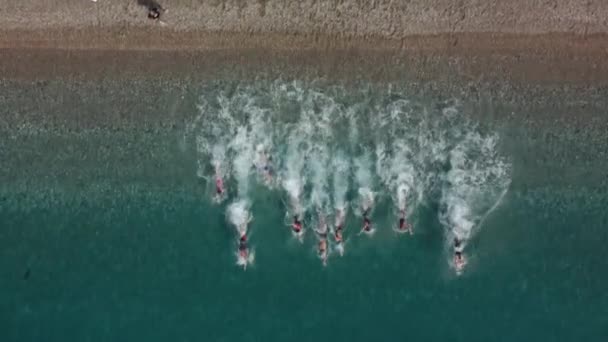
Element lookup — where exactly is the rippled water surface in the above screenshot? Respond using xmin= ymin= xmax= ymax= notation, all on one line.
xmin=1 ymin=78 xmax=607 ymax=341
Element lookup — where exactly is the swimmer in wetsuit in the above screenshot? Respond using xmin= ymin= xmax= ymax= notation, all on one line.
xmin=317 ymin=226 xmax=328 ymax=265
xmin=334 ymin=225 xmax=343 ymax=243
xmin=238 ymin=235 xmax=248 ymax=259
xmin=332 ymin=208 xmax=345 ymax=254
xmin=292 ymin=215 xmax=303 ymax=234
xmin=318 ymin=238 xmax=328 ymax=265
xmin=453 ymin=237 xmax=466 ymax=271
xmin=215 ymin=177 xmax=224 ymax=195
xmin=398 ymin=210 xmax=412 ymax=235
xmin=454 ymin=251 xmax=466 ymax=269
xmin=363 ymin=217 xmax=371 ymax=231
xmin=360 ymin=211 xmax=373 ymax=235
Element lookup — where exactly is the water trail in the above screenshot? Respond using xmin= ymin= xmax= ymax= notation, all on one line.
xmin=227 ymin=199 xmax=251 ymax=238
xmin=187 ymin=80 xmax=513 ymax=269
xmin=228 ymin=91 xmax=270 ymax=269
xmin=196 ymin=87 xmax=261 ymax=268
xmin=281 ymin=132 xmax=308 ymax=216
xmin=244 ymin=98 xmax=276 ymax=187
xmin=332 ymin=150 xmax=350 ymax=212
xmin=384 ymin=101 xmax=424 ymax=215
xmin=230 ymin=126 xmax=254 ymax=197
xmin=440 ymin=130 xmax=511 ymax=274
xmin=193 ymin=95 xmax=240 ymax=201
xmin=354 ymin=152 xmax=375 ymax=215
xmin=227 ymin=199 xmax=254 ymax=268
xmin=276 ymin=89 xmax=314 ymax=242
xmin=309 ymin=146 xmax=331 ymax=212
xmin=306 ymin=90 xmax=336 ymax=214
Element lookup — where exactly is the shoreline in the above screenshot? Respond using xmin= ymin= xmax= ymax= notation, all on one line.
xmin=2 ymin=29 xmax=608 ymax=84
xmin=3 ymin=27 xmax=608 ymax=52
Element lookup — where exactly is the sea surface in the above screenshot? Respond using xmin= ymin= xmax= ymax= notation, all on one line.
xmin=1 ymin=77 xmax=607 ymax=341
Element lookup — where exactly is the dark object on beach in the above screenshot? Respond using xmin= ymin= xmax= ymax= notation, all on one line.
xmin=148 ymin=8 xmax=161 ymax=20
xmin=137 ymin=0 xmax=164 ymax=20
xmin=23 ymin=268 xmax=31 ymax=280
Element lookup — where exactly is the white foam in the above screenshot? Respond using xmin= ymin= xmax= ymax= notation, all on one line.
xmin=332 ymin=150 xmax=350 ymax=211
xmin=281 ymin=124 xmax=310 ymax=213
xmin=354 ymin=152 xmax=375 ymax=214
xmin=186 ymin=80 xmax=513 ymax=269
xmin=236 ymin=249 xmax=255 ymax=270
xmin=230 ymin=127 xmax=254 ymax=196
xmin=227 ymin=199 xmax=251 ymax=236
xmin=440 ymin=131 xmax=511 ymax=246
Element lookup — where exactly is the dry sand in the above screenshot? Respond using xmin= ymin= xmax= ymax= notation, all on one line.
xmin=4 ymin=0 xmax=608 ymax=35
xmin=1 ymin=0 xmax=608 ymax=84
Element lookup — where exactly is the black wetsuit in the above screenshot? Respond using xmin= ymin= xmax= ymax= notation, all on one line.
xmin=293 ymin=218 xmax=302 ymax=233
xmin=364 ymin=217 xmax=371 ymax=231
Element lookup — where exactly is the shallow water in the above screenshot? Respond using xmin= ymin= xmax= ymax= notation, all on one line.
xmin=1 ymin=78 xmax=607 ymax=341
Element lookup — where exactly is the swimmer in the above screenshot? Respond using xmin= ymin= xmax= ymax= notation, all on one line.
xmin=236 ymin=234 xmax=254 ymax=270
xmin=453 ymin=237 xmax=467 ymax=273
xmin=334 ymin=224 xmax=344 ymax=251
xmin=334 ymin=225 xmax=343 ymax=243
xmin=363 ymin=216 xmax=372 ymax=232
xmin=397 ymin=210 xmax=413 ymax=235
xmin=333 ymin=208 xmax=345 ymax=239
xmin=292 ymin=215 xmax=303 ymax=235
xmin=359 ymin=212 xmax=374 ymax=235
xmin=238 ymin=234 xmax=248 ymax=260
xmin=215 ymin=177 xmax=224 ymax=196
xmin=454 ymin=251 xmax=466 ymax=272
xmin=318 ymin=237 xmax=328 ymax=266
xmin=315 ymin=219 xmax=329 ymax=265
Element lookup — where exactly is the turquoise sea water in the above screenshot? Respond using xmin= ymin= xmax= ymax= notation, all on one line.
xmin=1 ymin=78 xmax=607 ymax=341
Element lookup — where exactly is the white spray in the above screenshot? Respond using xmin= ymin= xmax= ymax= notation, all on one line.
xmin=354 ymin=151 xmax=375 ymax=213
xmin=440 ymin=130 xmax=511 ymax=268
xmin=332 ymin=150 xmax=350 ymax=211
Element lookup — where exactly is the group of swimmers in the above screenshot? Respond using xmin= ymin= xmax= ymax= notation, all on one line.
xmin=213 ymin=148 xmax=466 ymax=272
xmin=289 ymin=208 xmax=344 ymax=266
xmin=286 ymin=203 xmax=415 ymax=265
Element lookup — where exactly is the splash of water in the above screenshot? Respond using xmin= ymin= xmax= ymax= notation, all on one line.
xmin=187 ymin=80 xmax=512 ymax=271
xmin=332 ymin=150 xmax=350 ymax=211
xmin=227 ymin=199 xmax=251 ymax=237
xmin=440 ymin=130 xmax=511 ymax=249
xmin=230 ymin=127 xmax=254 ymax=197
